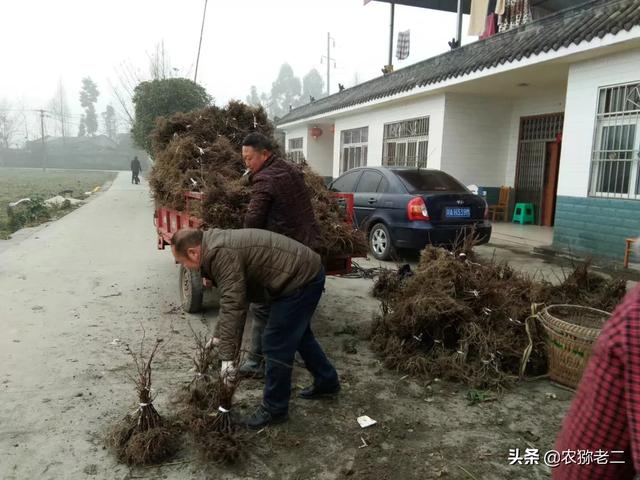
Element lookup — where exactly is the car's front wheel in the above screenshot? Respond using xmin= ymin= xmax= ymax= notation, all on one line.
xmin=369 ymin=223 xmax=394 ymax=260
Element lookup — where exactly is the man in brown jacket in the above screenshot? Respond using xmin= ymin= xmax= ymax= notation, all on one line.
xmin=171 ymin=227 xmax=340 ymax=428
xmin=239 ymin=132 xmax=321 ymax=376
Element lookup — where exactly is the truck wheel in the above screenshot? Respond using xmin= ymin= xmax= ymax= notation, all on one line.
xmin=369 ymin=223 xmax=395 ymax=261
xmin=179 ymin=265 xmax=204 ymax=313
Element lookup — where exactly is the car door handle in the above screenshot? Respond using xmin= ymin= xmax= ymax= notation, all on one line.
xmin=367 ymin=198 xmax=377 ymax=204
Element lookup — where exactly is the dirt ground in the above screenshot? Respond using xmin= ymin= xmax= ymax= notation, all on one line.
xmin=0 ymin=172 xmax=573 ymax=480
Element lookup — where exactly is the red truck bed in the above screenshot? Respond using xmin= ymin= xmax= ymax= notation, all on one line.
xmin=155 ymin=191 xmax=357 ymax=276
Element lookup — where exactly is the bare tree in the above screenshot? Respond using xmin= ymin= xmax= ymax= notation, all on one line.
xmin=110 ymin=41 xmax=174 ymax=130
xmin=0 ymin=99 xmax=20 ymax=149
xmin=148 ymin=40 xmax=172 ymax=80
xmin=102 ymin=105 xmax=118 ymax=139
xmin=48 ymin=80 xmax=69 ymax=141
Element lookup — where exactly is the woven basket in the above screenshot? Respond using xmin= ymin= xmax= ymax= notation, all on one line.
xmin=538 ymin=305 xmax=610 ymax=390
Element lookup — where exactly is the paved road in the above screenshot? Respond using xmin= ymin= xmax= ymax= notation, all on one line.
xmin=0 ymin=172 xmax=199 ymax=479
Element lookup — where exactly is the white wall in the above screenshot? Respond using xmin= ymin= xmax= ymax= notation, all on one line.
xmin=504 ymin=90 xmax=566 ymax=186
xmin=284 ymin=87 xmax=568 ymax=186
xmin=440 ymin=93 xmax=512 ymax=187
xmin=283 ymin=124 xmax=334 ymax=177
xmin=331 ymin=94 xmax=446 ymax=178
xmin=558 ymin=49 xmax=640 ymax=198
xmin=305 ymin=123 xmax=334 ymax=177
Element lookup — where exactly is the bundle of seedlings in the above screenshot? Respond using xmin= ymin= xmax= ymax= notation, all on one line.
xmin=552 ymin=261 xmax=628 ymax=311
xmin=371 ymin=247 xmax=553 ymax=389
xmin=187 ymin=349 xmax=248 ymax=465
xmin=299 ymin=161 xmax=369 ymax=257
xmin=149 ymin=101 xmax=366 ymax=257
xmin=151 ymin=101 xmax=275 ymax=155
xmin=180 ymin=325 xmax=220 ymax=415
xmin=371 ymin=246 xmax=627 ymax=389
xmin=107 ymin=338 xmax=177 ymax=465
xmin=149 ymin=134 xmax=247 ymax=212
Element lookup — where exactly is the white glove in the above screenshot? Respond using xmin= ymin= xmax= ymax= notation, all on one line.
xmin=220 ymin=360 xmax=236 ymax=386
xmin=205 ymin=336 xmax=220 ymax=350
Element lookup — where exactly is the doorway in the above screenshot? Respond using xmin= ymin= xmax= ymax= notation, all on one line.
xmin=541 ymin=140 xmax=561 ymax=226
xmin=514 ymin=113 xmax=564 ymax=225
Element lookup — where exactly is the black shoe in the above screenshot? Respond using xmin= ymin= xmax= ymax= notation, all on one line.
xmin=238 ymin=359 xmax=265 ymax=379
xmin=243 ymin=405 xmax=288 ymax=430
xmin=298 ymin=383 xmax=341 ymax=400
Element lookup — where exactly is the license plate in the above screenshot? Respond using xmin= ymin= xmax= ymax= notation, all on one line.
xmin=445 ymin=207 xmax=471 ymax=218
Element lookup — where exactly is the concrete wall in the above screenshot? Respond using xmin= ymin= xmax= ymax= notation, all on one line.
xmin=558 ymin=49 xmax=640 ymax=198
xmin=440 ymin=93 xmax=512 ymax=187
xmin=284 ymin=125 xmax=334 ymax=177
xmin=305 ymin=123 xmax=334 ymax=177
xmin=331 ymin=94 xmax=446 ymax=178
xmin=439 ymin=89 xmax=565 ymax=190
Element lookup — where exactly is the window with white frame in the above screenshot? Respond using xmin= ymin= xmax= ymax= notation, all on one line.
xmin=287 ymin=137 xmax=304 ymax=163
xmin=340 ymin=127 xmax=368 ymax=173
xmin=383 ymin=116 xmax=429 ymax=168
xmin=589 ymin=82 xmax=640 ymax=199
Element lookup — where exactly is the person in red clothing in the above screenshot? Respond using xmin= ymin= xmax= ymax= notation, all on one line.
xmin=553 ymin=284 xmax=640 ymax=479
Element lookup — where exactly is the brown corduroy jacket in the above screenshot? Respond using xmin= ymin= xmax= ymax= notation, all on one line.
xmin=244 ymin=155 xmax=320 ymax=249
xmin=199 ymin=228 xmax=322 ymax=360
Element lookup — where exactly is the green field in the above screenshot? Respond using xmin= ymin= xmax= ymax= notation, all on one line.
xmin=0 ymin=168 xmax=116 ymax=238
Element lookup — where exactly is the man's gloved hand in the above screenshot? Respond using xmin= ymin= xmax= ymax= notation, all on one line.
xmin=205 ymin=336 xmax=220 ymax=350
xmin=220 ymin=360 xmax=236 ymax=386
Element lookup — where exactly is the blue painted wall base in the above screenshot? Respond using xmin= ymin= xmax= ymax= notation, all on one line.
xmin=553 ymin=196 xmax=640 ymax=261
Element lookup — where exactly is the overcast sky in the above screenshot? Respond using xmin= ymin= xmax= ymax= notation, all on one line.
xmin=0 ymin=0 xmax=474 ymax=140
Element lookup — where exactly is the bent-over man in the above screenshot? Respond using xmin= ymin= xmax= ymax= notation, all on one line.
xmin=171 ymin=227 xmax=339 ymax=428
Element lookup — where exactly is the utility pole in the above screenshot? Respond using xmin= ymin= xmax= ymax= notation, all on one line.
xmin=194 ymin=0 xmax=208 ymax=83
xmin=321 ymin=32 xmax=336 ymax=96
xmin=39 ymin=109 xmax=46 ymax=171
xmin=456 ymin=0 xmax=463 ymax=48
xmin=59 ymin=88 xmax=66 ymax=143
xmin=388 ymin=3 xmax=395 ymax=70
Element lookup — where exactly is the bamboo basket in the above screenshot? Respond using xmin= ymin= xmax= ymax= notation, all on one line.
xmin=538 ymin=305 xmax=610 ymax=390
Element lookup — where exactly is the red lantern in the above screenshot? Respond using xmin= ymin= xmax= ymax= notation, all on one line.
xmin=310 ymin=126 xmax=323 ymax=140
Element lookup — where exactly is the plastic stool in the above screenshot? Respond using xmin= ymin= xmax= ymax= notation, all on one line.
xmin=512 ymin=203 xmax=535 ymax=224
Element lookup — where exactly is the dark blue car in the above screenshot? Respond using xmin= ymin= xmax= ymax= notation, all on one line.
xmin=330 ymin=167 xmax=492 ymax=260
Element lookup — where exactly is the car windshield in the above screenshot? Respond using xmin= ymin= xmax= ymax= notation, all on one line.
xmin=394 ymin=170 xmax=467 ymax=193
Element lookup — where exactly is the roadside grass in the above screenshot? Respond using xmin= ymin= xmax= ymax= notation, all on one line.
xmin=0 ymin=168 xmax=116 ymax=238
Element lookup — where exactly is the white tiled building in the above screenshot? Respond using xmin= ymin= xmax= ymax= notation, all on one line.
xmin=277 ymin=0 xmax=640 ymax=261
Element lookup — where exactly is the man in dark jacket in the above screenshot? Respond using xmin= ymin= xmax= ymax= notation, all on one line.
xmin=171 ymin=228 xmax=340 ymax=428
xmin=239 ymin=132 xmax=321 ymax=376
xmin=130 ymin=156 xmax=142 ymax=184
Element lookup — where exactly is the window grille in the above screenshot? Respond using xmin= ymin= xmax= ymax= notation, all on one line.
xmin=383 ymin=116 xmax=429 ymax=168
xmin=589 ymin=82 xmax=640 ymax=199
xmin=340 ymin=127 xmax=368 ymax=173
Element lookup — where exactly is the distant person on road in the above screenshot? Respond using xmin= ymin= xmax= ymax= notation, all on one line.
xmin=130 ymin=156 xmax=142 ymax=184
xmin=553 ymin=284 xmax=640 ymax=479
xmin=237 ymin=132 xmax=321 ymax=377
xmin=171 ymin=227 xmax=340 ymax=429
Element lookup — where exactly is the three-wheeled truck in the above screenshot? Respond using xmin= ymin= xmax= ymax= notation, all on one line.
xmin=154 ymin=191 xmax=357 ymax=313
